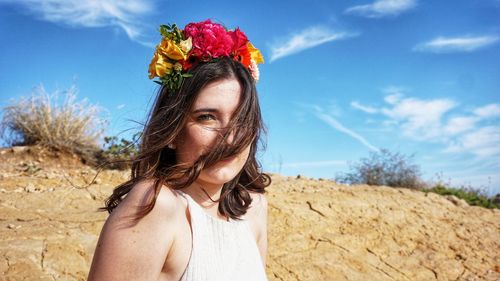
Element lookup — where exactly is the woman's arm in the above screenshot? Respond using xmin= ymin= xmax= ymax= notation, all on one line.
xmin=87 ymin=181 xmax=178 ymax=281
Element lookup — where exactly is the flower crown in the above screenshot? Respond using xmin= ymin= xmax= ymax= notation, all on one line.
xmin=148 ymin=20 xmax=264 ymax=92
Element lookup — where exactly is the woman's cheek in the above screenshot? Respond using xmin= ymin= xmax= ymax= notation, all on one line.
xmin=195 ymin=128 xmax=219 ymax=151
xmin=239 ymin=145 xmax=251 ymax=166
xmin=185 ymin=126 xmax=218 ymax=157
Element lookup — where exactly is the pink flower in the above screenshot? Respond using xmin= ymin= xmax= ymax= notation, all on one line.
xmin=249 ymin=59 xmax=260 ymax=81
xmin=184 ymin=20 xmax=234 ymax=60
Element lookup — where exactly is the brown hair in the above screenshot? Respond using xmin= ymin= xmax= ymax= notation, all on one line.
xmin=102 ymin=57 xmax=271 ymax=222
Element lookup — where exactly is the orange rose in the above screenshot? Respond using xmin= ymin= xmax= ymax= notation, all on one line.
xmin=158 ymin=38 xmax=188 ymax=61
xmin=148 ymin=51 xmax=173 ymax=79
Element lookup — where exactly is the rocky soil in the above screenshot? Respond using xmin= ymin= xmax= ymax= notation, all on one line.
xmin=1 ymin=146 xmax=499 ymax=281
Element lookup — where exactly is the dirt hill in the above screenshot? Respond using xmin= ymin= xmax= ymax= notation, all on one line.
xmin=1 ymin=146 xmax=499 ymax=281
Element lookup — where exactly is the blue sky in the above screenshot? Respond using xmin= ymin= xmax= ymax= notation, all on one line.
xmin=1 ymin=0 xmax=499 ymax=195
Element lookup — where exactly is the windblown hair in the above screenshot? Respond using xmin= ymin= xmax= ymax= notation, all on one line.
xmin=102 ymin=57 xmax=271 ymax=222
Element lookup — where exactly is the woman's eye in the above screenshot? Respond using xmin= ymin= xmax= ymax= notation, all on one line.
xmin=196 ymin=114 xmax=216 ymax=121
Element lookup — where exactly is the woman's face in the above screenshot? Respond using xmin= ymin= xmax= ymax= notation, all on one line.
xmin=174 ymin=78 xmax=251 ymax=187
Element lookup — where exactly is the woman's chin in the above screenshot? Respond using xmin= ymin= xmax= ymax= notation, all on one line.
xmin=199 ymin=165 xmax=242 ymax=186
xmin=197 ymin=152 xmax=249 ymax=187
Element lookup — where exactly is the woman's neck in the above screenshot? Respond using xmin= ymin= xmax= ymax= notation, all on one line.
xmin=182 ymin=181 xmax=224 ymax=208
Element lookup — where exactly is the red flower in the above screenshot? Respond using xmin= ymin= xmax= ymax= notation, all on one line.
xmin=230 ymin=28 xmax=248 ymax=51
xmin=229 ymin=28 xmax=251 ymax=67
xmin=180 ymin=59 xmax=193 ymax=71
xmin=184 ymin=20 xmax=234 ymax=60
xmin=233 ymin=46 xmax=251 ymax=67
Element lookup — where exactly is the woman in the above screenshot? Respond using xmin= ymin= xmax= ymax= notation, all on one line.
xmin=87 ymin=20 xmax=271 ymax=281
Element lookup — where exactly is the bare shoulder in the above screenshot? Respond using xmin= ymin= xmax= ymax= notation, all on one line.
xmin=88 ymin=179 xmax=182 ymax=281
xmin=247 ymin=191 xmax=268 ymax=266
xmin=245 ymin=191 xmax=268 ymax=236
xmin=247 ymin=191 xmax=268 ymax=217
xmin=100 ymin=179 xmax=182 ymax=232
xmin=121 ymin=179 xmax=181 ymax=218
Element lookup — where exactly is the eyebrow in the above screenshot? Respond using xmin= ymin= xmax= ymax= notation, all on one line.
xmin=191 ymin=108 xmax=219 ymax=114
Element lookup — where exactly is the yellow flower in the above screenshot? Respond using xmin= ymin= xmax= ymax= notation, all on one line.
xmin=148 ymin=37 xmax=192 ymax=79
xmin=179 ymin=37 xmax=192 ymax=54
xmin=158 ymin=38 xmax=188 ymax=60
xmin=148 ymin=51 xmax=173 ymax=79
xmin=247 ymin=42 xmax=264 ymax=64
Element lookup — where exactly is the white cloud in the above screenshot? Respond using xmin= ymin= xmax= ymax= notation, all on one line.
xmin=350 ymin=101 xmax=379 ymax=113
xmin=344 ymin=0 xmax=417 ymax=18
xmin=413 ymin=35 xmax=500 ymax=53
xmin=381 ymin=97 xmax=457 ymax=141
xmin=443 ymin=126 xmax=500 ymax=158
xmin=382 ymin=86 xmax=407 ymax=104
xmin=443 ymin=116 xmax=479 ymax=135
xmin=0 ymin=0 xmax=153 ymax=46
xmin=314 ymin=110 xmax=380 ymax=152
xmin=269 ymin=26 xmax=359 ymax=62
xmin=354 ymin=91 xmax=500 ymax=160
xmin=384 ymin=94 xmax=403 ymax=105
xmin=473 ymin=103 xmax=500 ymax=118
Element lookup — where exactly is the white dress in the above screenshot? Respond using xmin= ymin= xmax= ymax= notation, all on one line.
xmin=176 ymin=190 xmax=268 ymax=281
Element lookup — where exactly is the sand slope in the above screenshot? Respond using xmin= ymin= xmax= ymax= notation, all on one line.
xmin=0 ymin=146 xmax=499 ymax=281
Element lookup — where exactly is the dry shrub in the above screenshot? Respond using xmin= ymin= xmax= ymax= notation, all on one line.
xmin=336 ymin=148 xmax=427 ymax=190
xmin=0 ymin=85 xmax=107 ymax=163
